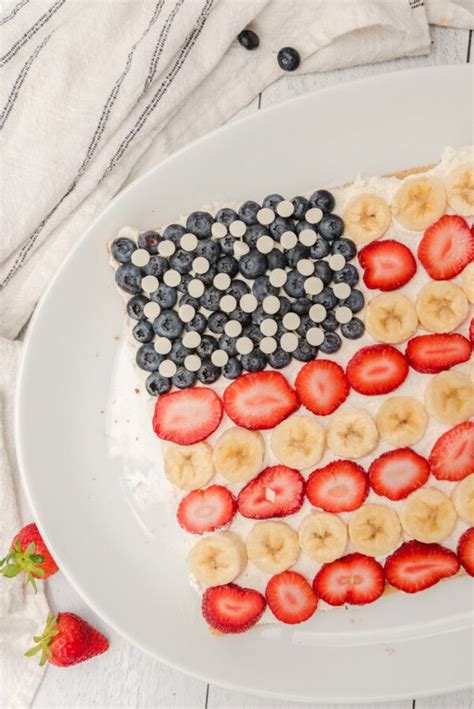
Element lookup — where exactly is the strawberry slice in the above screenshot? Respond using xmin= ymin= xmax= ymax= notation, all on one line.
xmin=470 ymin=318 xmax=474 ymax=344
xmin=223 ymin=372 xmax=298 ymax=430
xmin=202 ymin=583 xmax=266 ymax=634
xmin=295 ymin=360 xmax=349 ymax=416
xmin=177 ymin=486 xmax=236 ymax=534
xmin=429 ymin=422 xmax=474 ymax=481
xmin=385 ymin=541 xmax=460 ymax=593
xmin=457 ymin=528 xmax=474 ymax=577
xmin=369 ymin=448 xmax=430 ymax=501
xmin=346 ymin=345 xmax=408 ymax=395
xmin=358 ymin=239 xmax=416 ymax=291
xmin=266 ymin=571 xmax=318 ymax=624
xmin=313 ymin=553 xmax=384 ymax=606
xmin=406 ymin=333 xmax=472 ymax=374
xmin=237 ymin=466 xmax=305 ymax=519
xmin=306 ymin=460 xmax=369 ymax=513
xmin=153 ymin=387 xmax=222 ymax=445
xmin=418 ymin=215 xmax=474 ymax=280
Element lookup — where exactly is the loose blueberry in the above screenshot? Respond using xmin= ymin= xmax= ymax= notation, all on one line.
xmin=309 ymin=189 xmax=335 ymax=214
xmin=269 ymin=216 xmax=294 ymax=241
xmin=294 ymin=220 xmax=315 ymax=236
xmin=199 ymin=266 xmax=217 ymax=286
xmin=222 ymin=357 xmax=243 ymax=379
xmin=262 ymin=193 xmax=283 ymax=210
xmin=318 ymin=214 xmax=344 ymax=241
xmin=239 ymin=250 xmax=267 ymax=279
xmin=186 ymin=211 xmax=214 ymax=239
xmin=267 ymin=248 xmax=286 ymax=270
xmin=111 ymin=237 xmax=136 ymax=263
xmin=244 ymin=324 xmax=264 ymax=344
xmin=136 ymin=344 xmax=162 ymax=372
xmin=217 ymin=255 xmax=239 ymax=277
xmin=145 ymin=372 xmax=170 ymax=396
xmin=177 ymin=273 xmax=192 ymax=294
xmin=284 ymin=270 xmax=305 ymax=298
xmin=244 ymin=224 xmax=268 ymax=249
xmin=151 ymin=283 xmax=177 ymax=309
xmin=310 ymin=238 xmax=330 ymax=259
xmin=170 ymin=249 xmax=194 ymax=274
xmin=218 ymin=334 xmax=238 ymax=357
xmin=278 ymin=297 xmax=292 ymax=316
xmin=293 ymin=339 xmax=317 ymax=362
xmin=297 ymin=316 xmax=313 ymax=337
xmin=291 ymin=196 xmax=308 ymax=220
xmin=144 ymin=255 xmax=168 ymax=278
xmin=219 ymin=234 xmax=238 ymax=255
xmin=253 ymin=275 xmax=278 ymax=301
xmin=216 ymin=207 xmax=239 ymax=227
xmin=196 ymin=239 xmax=220 ymax=263
xmin=331 ymin=238 xmax=357 ymax=261
xmin=251 ymin=304 xmax=266 ymax=325
xmin=285 ymin=242 xmax=309 ymax=269
xmin=127 ymin=295 xmax=148 ymax=320
xmin=229 ymin=308 xmax=252 ymax=327
xmin=321 ymin=312 xmax=338 ymax=332
xmin=163 ymin=224 xmax=186 ymax=246
xmin=186 ymin=312 xmax=207 ymax=334
xmin=239 ymin=200 xmax=260 ymax=225
xmin=237 ymin=28 xmax=259 ymax=50
xmin=172 ymin=367 xmax=197 ymax=389
xmin=314 ymin=260 xmax=333 ymax=285
xmin=179 ymin=294 xmax=200 ymax=310
xmin=169 ymin=339 xmax=191 ymax=365
xmin=291 ymin=297 xmax=311 ymax=315
xmin=241 ymin=349 xmax=267 ymax=372
xmin=341 ymin=289 xmax=364 ymax=313
xmin=199 ymin=286 xmax=221 ymax=311
xmin=153 ymin=310 xmax=183 ymax=339
xmin=267 ymin=348 xmax=291 ymax=369
xmin=197 ymin=335 xmax=218 ymax=359
xmin=319 ymin=332 xmax=342 ymax=354
xmin=277 ymin=46 xmax=300 ymax=72
xmin=132 ymin=320 xmax=154 ymax=343
xmin=197 ymin=361 xmax=220 ymax=385
xmin=333 ymin=263 xmax=359 ymax=287
xmin=138 ymin=231 xmax=160 ymax=254
xmin=341 ymin=317 xmax=365 ymax=339
xmin=115 ymin=263 xmax=142 ymax=294
xmin=208 ymin=311 xmax=228 ymax=334
xmin=312 ymin=287 xmax=338 ymax=310
xmin=226 ymin=279 xmax=250 ymax=300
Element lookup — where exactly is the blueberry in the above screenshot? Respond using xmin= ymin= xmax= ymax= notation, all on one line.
xmin=237 ymin=29 xmax=259 ymax=50
xmin=163 ymin=224 xmax=186 ymax=246
xmin=239 ymin=200 xmax=260 ymax=225
xmin=310 ymin=238 xmax=330 ymax=259
xmin=138 ymin=231 xmax=160 ymax=254
xmin=267 ymin=248 xmax=286 ymax=270
xmin=285 ymin=243 xmax=309 ymax=269
xmin=132 ymin=320 xmax=154 ymax=343
xmin=127 ymin=295 xmax=148 ymax=320
xmin=267 ymin=348 xmax=291 ymax=369
xmin=244 ymin=224 xmax=268 ymax=249
xmin=136 ymin=344 xmax=162 ymax=372
xmin=111 ymin=237 xmax=135 ymax=263
xmin=144 ymin=255 xmax=168 ymax=278
xmin=341 ymin=289 xmax=364 ymax=313
xmin=291 ymin=297 xmax=311 ymax=315
xmin=269 ymin=216 xmax=293 ymax=241
xmin=218 ymin=334 xmax=238 ymax=357
xmin=170 ymin=249 xmax=194 ymax=274
xmin=222 ymin=357 xmax=243 ymax=379
xmin=331 ymin=238 xmax=357 ymax=261
xmin=179 ymin=294 xmax=200 ymax=310
xmin=177 ymin=273 xmax=192 ymax=294
xmin=153 ymin=310 xmax=183 ymax=339
xmin=284 ymin=270 xmax=305 ymax=298
xmin=172 ymin=367 xmax=197 ymax=389
xmin=197 ymin=335 xmax=218 ymax=359
xmin=321 ymin=312 xmax=338 ymax=332
xmin=314 ymin=260 xmax=333 ymax=285
xmin=115 ymin=263 xmax=142 ymax=294
xmin=196 ymin=239 xmax=220 ymax=263
xmin=278 ymin=297 xmax=292 ymax=316
xmin=226 ymin=279 xmax=249 ymax=300
xmin=244 ymin=324 xmax=264 ymax=344
xmin=219 ymin=234 xmax=238 ymax=255
xmin=262 ymin=193 xmax=283 ymax=210
xmin=208 ymin=311 xmax=228 ymax=334
xmin=319 ymin=332 xmax=342 ymax=354
xmin=291 ymin=196 xmax=308 ymax=220
xmin=216 ymin=208 xmax=239 ymax=227
xmin=229 ymin=308 xmax=252 ymax=327
xmin=295 ymin=220 xmax=315 ymax=235
xmin=197 ymin=361 xmax=220 ymax=385
xmin=293 ymin=339 xmax=317 ymax=362
xmin=241 ymin=350 xmax=267 ymax=372
xmin=312 ymin=287 xmax=338 ymax=310
xmin=186 ymin=211 xmax=214 ymax=239
xmin=239 ymin=250 xmax=267 ymax=279
xmin=199 ymin=266 xmax=217 ymax=287
xmin=251 ymin=305 xmax=266 ymax=325
xmin=145 ymin=372 xmax=170 ymax=396
xmin=277 ymin=46 xmax=300 ymax=72
xmin=333 ymin=264 xmax=359 ymax=287
xmin=151 ymin=283 xmax=177 ymax=309
xmin=253 ymin=275 xmax=278 ymax=301
xmin=309 ymin=189 xmax=335 ymax=214
xmin=318 ymin=214 xmax=344 ymax=241
xmin=297 ymin=316 xmax=313 ymax=337
xmin=199 ymin=286 xmax=221 ymax=311
xmin=217 ymin=255 xmax=238 ymax=277
xmin=169 ymin=339 xmax=191 ymax=365
xmin=186 ymin=312 xmax=207 ymax=334
xmin=341 ymin=317 xmax=365 ymax=339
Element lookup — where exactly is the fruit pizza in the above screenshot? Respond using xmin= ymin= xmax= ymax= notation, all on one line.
xmin=109 ymin=147 xmax=473 ymax=634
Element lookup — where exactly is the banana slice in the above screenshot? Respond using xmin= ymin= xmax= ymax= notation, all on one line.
xmin=461 ymin=263 xmax=474 ymax=304
xmin=246 ymin=521 xmax=299 ymax=574
xmin=212 ymin=427 xmax=265 ymax=483
xmin=445 ymin=162 xmax=474 ymax=216
xmin=164 ymin=442 xmax=215 ymax=490
xmin=187 ymin=531 xmax=247 ymax=586
xmin=365 ymin=293 xmax=418 ymax=344
xmin=342 ymin=193 xmax=391 ymax=245
xmin=416 ymin=281 xmax=469 ymax=334
xmin=376 ymin=396 xmax=428 ymax=447
xmin=452 ymin=474 xmax=474 ymax=524
xmin=349 ymin=504 xmax=401 ymax=556
xmin=392 ymin=176 xmax=446 ymax=230
xmin=400 ymin=488 xmax=457 ymax=543
xmin=327 ymin=407 xmax=378 ymax=459
xmin=425 ymin=371 xmax=474 ymax=425
xmin=271 ymin=416 xmax=325 ymax=469
xmin=298 ymin=511 xmax=348 ymax=563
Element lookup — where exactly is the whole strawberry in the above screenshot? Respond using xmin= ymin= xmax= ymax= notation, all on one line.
xmin=0 ymin=523 xmax=58 ymax=591
xmin=26 ymin=612 xmax=109 ymax=667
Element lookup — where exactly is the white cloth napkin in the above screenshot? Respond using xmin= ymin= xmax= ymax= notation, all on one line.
xmin=0 ymin=1 xmax=472 ymax=707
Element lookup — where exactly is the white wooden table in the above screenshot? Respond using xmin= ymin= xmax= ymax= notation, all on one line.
xmin=33 ymin=26 xmax=473 ymax=709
